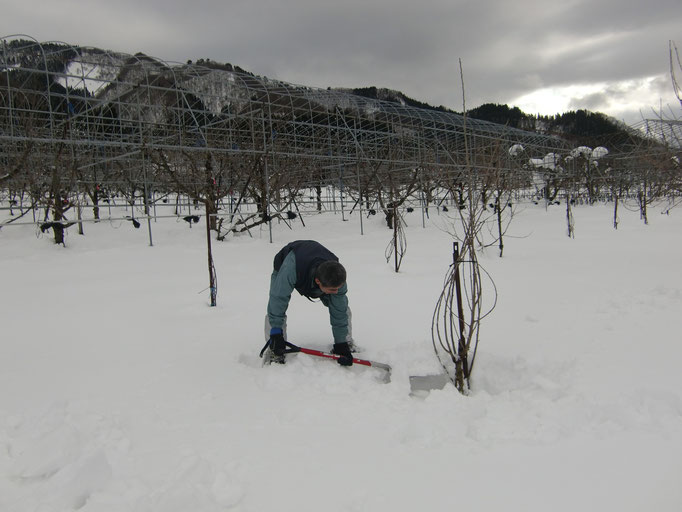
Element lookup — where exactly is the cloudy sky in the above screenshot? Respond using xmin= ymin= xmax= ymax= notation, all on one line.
xmin=3 ymin=0 xmax=681 ymax=125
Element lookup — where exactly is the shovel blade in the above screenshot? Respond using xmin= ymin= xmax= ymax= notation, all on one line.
xmin=409 ymin=373 xmax=450 ymax=396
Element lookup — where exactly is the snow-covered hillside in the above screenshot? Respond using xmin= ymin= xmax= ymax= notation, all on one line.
xmin=1 ymin=202 xmax=681 ymax=511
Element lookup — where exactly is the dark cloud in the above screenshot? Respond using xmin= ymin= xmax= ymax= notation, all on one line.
xmin=2 ymin=0 xmax=681 ymax=122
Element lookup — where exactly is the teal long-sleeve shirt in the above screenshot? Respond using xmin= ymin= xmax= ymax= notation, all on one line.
xmin=267 ymin=251 xmax=349 ymax=342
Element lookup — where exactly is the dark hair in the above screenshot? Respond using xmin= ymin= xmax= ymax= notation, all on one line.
xmin=315 ymin=261 xmax=346 ymax=287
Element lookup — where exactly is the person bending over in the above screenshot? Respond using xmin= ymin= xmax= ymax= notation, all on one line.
xmin=264 ymin=240 xmax=356 ymax=365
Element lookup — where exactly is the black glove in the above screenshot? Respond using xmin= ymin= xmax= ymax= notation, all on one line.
xmin=332 ymin=342 xmax=354 ymax=366
xmin=269 ymin=328 xmax=286 ymax=356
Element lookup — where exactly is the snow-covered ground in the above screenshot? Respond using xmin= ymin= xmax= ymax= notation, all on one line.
xmin=1 ymin=201 xmax=681 ymax=511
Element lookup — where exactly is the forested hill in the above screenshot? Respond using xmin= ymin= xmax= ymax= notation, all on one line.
xmin=466 ymin=103 xmax=631 ymax=145
xmin=343 ymin=87 xmax=638 ymax=147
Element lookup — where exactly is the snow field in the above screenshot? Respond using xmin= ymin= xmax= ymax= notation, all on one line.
xmin=1 ymin=202 xmax=681 ymax=511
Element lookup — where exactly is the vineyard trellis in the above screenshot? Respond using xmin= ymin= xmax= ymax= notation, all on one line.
xmin=3 ymin=36 xmax=679 ymax=240
xmin=1 ymin=35 xmax=579 ymax=238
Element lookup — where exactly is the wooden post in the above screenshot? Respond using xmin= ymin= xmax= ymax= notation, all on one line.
xmin=453 ymin=242 xmax=469 ymax=391
xmin=205 ymin=201 xmax=217 ymax=307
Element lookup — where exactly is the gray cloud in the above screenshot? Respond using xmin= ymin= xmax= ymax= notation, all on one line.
xmin=2 ymin=0 xmax=681 ymax=122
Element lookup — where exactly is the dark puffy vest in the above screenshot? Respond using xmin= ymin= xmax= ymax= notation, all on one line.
xmin=273 ymin=240 xmax=339 ymax=298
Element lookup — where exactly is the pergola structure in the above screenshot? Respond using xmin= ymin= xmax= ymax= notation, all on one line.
xmin=638 ymin=118 xmax=682 ymax=149
xmin=4 ymin=35 xmax=680 ymax=240
xmin=1 ymin=36 xmax=570 ymax=226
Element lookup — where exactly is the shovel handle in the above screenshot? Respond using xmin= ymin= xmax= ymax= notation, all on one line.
xmin=297 ymin=347 xmax=392 ymax=373
xmin=298 ymin=347 xmax=372 ymax=367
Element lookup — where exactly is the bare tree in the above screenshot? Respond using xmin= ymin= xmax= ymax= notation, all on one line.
xmin=431 ymin=60 xmax=497 ymax=393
